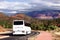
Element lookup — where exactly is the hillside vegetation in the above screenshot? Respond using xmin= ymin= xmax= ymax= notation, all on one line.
xmin=0 ymin=13 xmax=60 ymax=31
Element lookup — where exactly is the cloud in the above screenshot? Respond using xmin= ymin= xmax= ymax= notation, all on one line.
xmin=0 ymin=10 xmax=4 ymax=12
xmin=0 ymin=1 xmax=33 ymax=10
xmin=5 ymin=11 xmax=17 ymax=13
xmin=0 ymin=0 xmax=60 ymax=13
xmin=0 ymin=1 xmax=38 ymax=13
xmin=30 ymin=0 xmax=60 ymax=10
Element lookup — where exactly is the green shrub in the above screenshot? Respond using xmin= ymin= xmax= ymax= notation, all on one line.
xmin=31 ymin=23 xmax=57 ymax=31
xmin=48 ymin=25 xmax=57 ymax=30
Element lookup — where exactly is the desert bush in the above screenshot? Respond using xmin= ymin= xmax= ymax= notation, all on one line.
xmin=0 ymin=20 xmax=12 ymax=28
xmin=31 ymin=22 xmax=57 ymax=31
xmin=48 ymin=25 xmax=57 ymax=30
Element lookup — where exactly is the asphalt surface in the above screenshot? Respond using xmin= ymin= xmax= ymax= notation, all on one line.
xmin=0 ymin=31 xmax=40 ymax=40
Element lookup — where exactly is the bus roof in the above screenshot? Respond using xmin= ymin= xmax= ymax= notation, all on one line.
xmin=13 ymin=20 xmax=24 ymax=21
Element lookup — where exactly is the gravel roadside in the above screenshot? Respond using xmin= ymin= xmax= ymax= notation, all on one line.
xmin=0 ymin=35 xmax=10 ymax=39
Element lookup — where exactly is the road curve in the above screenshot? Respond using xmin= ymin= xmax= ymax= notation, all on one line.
xmin=0 ymin=31 xmax=40 ymax=40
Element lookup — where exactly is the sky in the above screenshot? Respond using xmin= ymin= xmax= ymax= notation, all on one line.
xmin=0 ymin=0 xmax=60 ymax=13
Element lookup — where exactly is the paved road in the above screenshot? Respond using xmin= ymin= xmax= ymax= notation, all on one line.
xmin=35 ymin=31 xmax=52 ymax=40
xmin=0 ymin=31 xmax=40 ymax=40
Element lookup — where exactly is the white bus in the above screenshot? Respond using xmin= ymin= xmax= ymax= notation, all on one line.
xmin=13 ymin=20 xmax=31 ymax=35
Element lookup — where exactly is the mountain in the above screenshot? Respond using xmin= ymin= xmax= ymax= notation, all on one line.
xmin=0 ymin=12 xmax=34 ymax=24
xmin=0 ymin=12 xmax=60 ymax=28
xmin=0 ymin=12 xmax=9 ymax=20
xmin=0 ymin=9 xmax=60 ymax=19
xmin=0 ymin=12 xmax=36 ymax=28
xmin=26 ymin=10 xmax=60 ymax=19
xmin=10 ymin=13 xmax=33 ymax=23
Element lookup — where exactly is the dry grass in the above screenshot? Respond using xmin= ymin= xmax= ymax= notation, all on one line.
xmin=0 ymin=25 xmax=7 ymax=32
xmin=49 ymin=28 xmax=60 ymax=40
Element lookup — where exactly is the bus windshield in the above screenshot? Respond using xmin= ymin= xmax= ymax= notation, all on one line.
xmin=14 ymin=21 xmax=23 ymax=25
